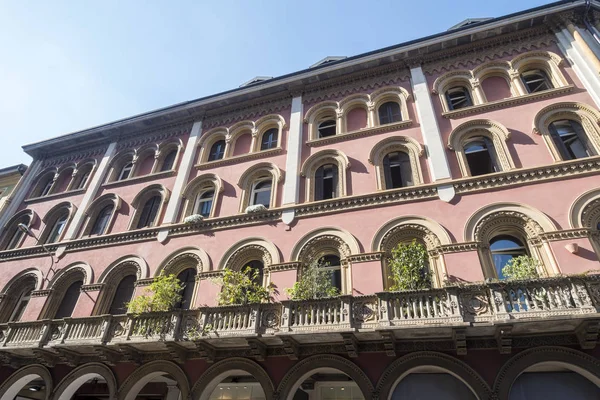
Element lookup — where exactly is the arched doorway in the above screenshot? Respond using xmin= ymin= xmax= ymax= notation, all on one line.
xmin=52 ymin=363 xmax=116 ymax=400
xmin=0 ymin=365 xmax=52 ymax=400
xmin=119 ymin=361 xmax=189 ymax=400
xmin=390 ymin=366 xmax=477 ymax=399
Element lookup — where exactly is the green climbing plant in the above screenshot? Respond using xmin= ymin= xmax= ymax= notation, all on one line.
xmin=215 ymin=266 xmax=274 ymax=305
xmin=501 ymin=255 xmax=540 ymax=280
xmin=387 ymin=240 xmax=431 ymax=291
xmin=286 ymin=258 xmax=340 ymax=300
xmin=126 ymin=272 xmax=183 ymax=315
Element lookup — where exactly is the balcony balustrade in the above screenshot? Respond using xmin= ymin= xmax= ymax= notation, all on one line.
xmin=0 ymin=276 xmax=598 ymax=352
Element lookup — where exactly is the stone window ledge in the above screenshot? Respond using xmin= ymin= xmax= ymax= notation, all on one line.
xmin=442 ymin=85 xmax=574 ymax=119
xmin=25 ymin=188 xmax=86 ymax=204
xmin=102 ymin=170 xmax=175 ymax=189
xmin=196 ymin=147 xmax=283 ymax=170
xmin=307 ymin=120 xmax=413 ymax=147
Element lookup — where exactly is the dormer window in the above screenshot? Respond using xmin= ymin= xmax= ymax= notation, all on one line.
xmin=521 ymin=69 xmax=552 ymax=93
xmin=318 ymin=120 xmax=336 ymax=138
xmin=445 ymin=87 xmax=472 ymax=110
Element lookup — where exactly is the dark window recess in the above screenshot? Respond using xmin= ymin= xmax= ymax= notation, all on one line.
xmin=108 ymin=275 xmax=136 ymax=315
xmin=383 ymin=151 xmax=413 ymax=189
xmin=137 ymin=195 xmax=161 ymax=229
xmin=160 ymin=150 xmax=177 ymax=171
xmin=118 ymin=162 xmax=133 ymax=181
xmin=252 ymin=181 xmax=271 ymax=208
xmin=10 ymin=288 xmax=33 ymax=322
xmin=246 ymin=260 xmax=264 ymax=286
xmin=378 ymin=102 xmax=402 ymax=125
xmin=490 ymin=235 xmax=528 ymax=279
xmin=320 ymin=255 xmax=342 ymax=292
xmin=208 ymin=140 xmax=226 ymax=161
xmin=315 ymin=164 xmax=338 ymax=200
xmin=90 ymin=205 xmax=113 ymax=236
xmin=46 ymin=212 xmax=68 ymax=244
xmin=445 ymin=87 xmax=472 ymax=110
xmin=521 ymin=69 xmax=552 ymax=93
xmin=549 ymin=120 xmax=593 ymax=160
xmin=261 ymin=128 xmax=278 ymax=150
xmin=55 ymin=280 xmax=83 ymax=319
xmin=318 ymin=120 xmax=336 ymax=138
xmin=464 ymin=138 xmax=497 ymax=176
xmin=196 ymin=191 xmax=214 ymax=217
xmin=76 ymin=170 xmax=91 ymax=189
xmin=175 ymin=268 xmax=197 ymax=310
xmin=40 ymin=178 xmax=53 ymax=197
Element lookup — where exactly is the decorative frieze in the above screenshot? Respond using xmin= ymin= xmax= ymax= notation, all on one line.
xmin=196 ymin=271 xmax=223 ymax=280
xmin=30 ymin=289 xmax=52 ymax=298
xmin=80 ymin=284 xmax=104 ymax=292
xmin=24 ymin=188 xmax=86 ymax=204
xmin=40 ymin=145 xmax=107 ymax=169
xmin=345 ymin=252 xmax=384 ymax=263
xmin=540 ymin=228 xmax=592 ymax=241
xmin=116 ymin=122 xmax=193 ymax=152
xmin=203 ymin=95 xmax=291 ymax=130
xmin=134 ymin=278 xmax=154 ymax=287
xmin=265 ymin=262 xmax=301 ymax=272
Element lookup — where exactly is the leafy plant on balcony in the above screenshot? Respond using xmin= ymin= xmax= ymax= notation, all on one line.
xmin=501 ymin=255 xmax=540 ymax=280
xmin=286 ymin=258 xmax=340 ymax=300
xmin=387 ymin=240 xmax=432 ymax=291
xmin=127 ymin=272 xmax=183 ymax=314
xmin=215 ymin=266 xmax=274 ymax=305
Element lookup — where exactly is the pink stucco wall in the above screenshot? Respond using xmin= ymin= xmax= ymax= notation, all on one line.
xmin=346 ymin=107 xmax=368 ymax=132
xmin=232 ymin=133 xmax=253 ymax=156
xmin=481 ymin=76 xmax=512 ymax=102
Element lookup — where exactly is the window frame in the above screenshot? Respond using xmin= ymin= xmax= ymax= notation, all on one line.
xmin=128 ymin=185 xmax=170 ymax=231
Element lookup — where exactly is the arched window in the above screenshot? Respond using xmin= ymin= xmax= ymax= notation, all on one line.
xmin=160 ymin=150 xmax=177 ymax=171
xmin=76 ymin=169 xmax=91 ymax=189
xmin=521 ymin=69 xmax=552 ymax=93
xmin=490 ymin=235 xmax=528 ymax=279
xmin=548 ymin=120 xmax=594 ymax=160
xmin=208 ymin=140 xmax=226 ymax=161
xmin=246 ymin=260 xmax=264 ymax=286
xmin=54 ymin=280 xmax=83 ymax=319
xmin=5 ymin=225 xmax=26 ymax=250
xmin=46 ymin=210 xmax=69 ymax=244
xmin=315 ymin=164 xmax=338 ymax=200
xmin=378 ymin=102 xmax=402 ymax=125
xmin=318 ymin=120 xmax=336 ymax=138
xmin=108 ymin=275 xmax=136 ymax=315
xmin=320 ymin=255 xmax=342 ymax=292
xmin=260 ymin=128 xmax=278 ymax=150
xmin=463 ymin=138 xmax=498 ymax=176
xmin=445 ymin=87 xmax=472 ymax=110
xmin=194 ymin=190 xmax=214 ymax=218
xmin=118 ymin=162 xmax=133 ymax=181
xmin=383 ymin=152 xmax=413 ymax=189
xmin=250 ymin=180 xmax=272 ymax=208
xmin=136 ymin=195 xmax=161 ymax=229
xmin=9 ymin=286 xmax=33 ymax=322
xmin=89 ymin=204 xmax=113 ymax=236
xmin=175 ymin=268 xmax=197 ymax=310
xmin=39 ymin=176 xmax=54 ymax=197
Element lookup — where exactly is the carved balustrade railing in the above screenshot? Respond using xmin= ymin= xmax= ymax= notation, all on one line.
xmin=0 ymin=276 xmax=598 ymax=349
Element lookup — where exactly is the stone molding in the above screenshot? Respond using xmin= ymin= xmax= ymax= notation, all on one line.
xmin=31 ymin=289 xmax=53 ymax=298
xmin=196 ymin=147 xmax=283 ymax=170
xmin=52 ymin=362 xmax=117 ymax=400
xmin=196 ymin=270 xmax=224 ymax=280
xmin=306 ymin=120 xmax=413 ymax=147
xmin=442 ymin=85 xmax=574 ymax=119
xmin=24 ymin=188 xmax=86 ymax=205
xmin=437 ymin=242 xmax=481 ymax=254
xmin=101 ymin=170 xmax=175 ymax=189
xmin=265 ymin=262 xmax=301 ymax=272
xmin=80 ymin=284 xmax=104 ymax=292
xmin=40 ymin=145 xmax=107 ymax=169
xmin=202 ymin=95 xmax=291 ymax=129
xmin=115 ymin=121 xmax=191 ymax=152
xmin=134 ymin=278 xmax=154 ymax=287
xmin=346 ymin=252 xmax=384 ymax=263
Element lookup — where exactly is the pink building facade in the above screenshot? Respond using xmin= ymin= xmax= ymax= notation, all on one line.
xmin=1 ymin=2 xmax=600 ymax=399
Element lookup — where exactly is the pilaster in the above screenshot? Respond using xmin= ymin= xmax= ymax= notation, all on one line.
xmin=63 ymin=142 xmax=118 ymax=240
xmin=282 ymin=95 xmax=303 ymax=225
xmin=409 ymin=65 xmax=455 ymax=202
xmin=0 ymin=159 xmax=42 ymax=230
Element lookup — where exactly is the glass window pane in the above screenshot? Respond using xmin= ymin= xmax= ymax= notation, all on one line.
xmin=318 ymin=120 xmax=336 ymax=138
xmin=55 ymin=280 xmax=83 ymax=319
xmin=209 ymin=140 xmax=226 ymax=161
xmin=161 ymin=150 xmax=177 ymax=171
xmin=261 ymin=128 xmax=278 ymax=150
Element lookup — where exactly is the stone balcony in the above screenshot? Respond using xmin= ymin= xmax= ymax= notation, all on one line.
xmin=1 ymin=276 xmax=599 ymax=366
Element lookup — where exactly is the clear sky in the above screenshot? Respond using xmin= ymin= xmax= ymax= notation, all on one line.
xmin=0 ymin=0 xmax=551 ymax=166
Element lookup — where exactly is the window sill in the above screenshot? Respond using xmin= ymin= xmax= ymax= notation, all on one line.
xmin=25 ymin=188 xmax=86 ymax=204
xmin=102 ymin=170 xmax=175 ymax=189
xmin=441 ymin=85 xmax=574 ymax=119
xmin=196 ymin=147 xmax=283 ymax=170
xmin=307 ymin=120 xmax=413 ymax=147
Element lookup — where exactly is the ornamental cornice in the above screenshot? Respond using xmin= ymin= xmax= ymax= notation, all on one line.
xmin=101 ymin=170 xmax=175 ymax=189
xmin=196 ymin=147 xmax=283 ymax=170
xmin=442 ymin=85 xmax=574 ymax=119
xmin=25 ymin=188 xmax=86 ymax=205
xmin=422 ymin=27 xmax=555 ymax=75
xmin=345 ymin=252 xmax=384 ymax=263
xmin=302 ymin=64 xmax=411 ymax=104
xmin=134 ymin=278 xmax=154 ymax=287
xmin=196 ymin=270 xmax=224 ymax=280
xmin=80 ymin=284 xmax=104 ymax=292
xmin=116 ymin=121 xmax=193 ymax=151
xmin=170 ymin=210 xmax=282 ymax=236
xmin=453 ymin=156 xmax=600 ymax=194
xmin=437 ymin=242 xmax=481 ymax=254
xmin=40 ymin=145 xmax=107 ymax=169
xmin=306 ymin=120 xmax=413 ymax=147
xmin=203 ymin=95 xmax=292 ymax=130
xmin=31 ymin=289 xmax=53 ymax=298
xmin=265 ymin=262 xmax=301 ymax=272
xmin=540 ymin=228 xmax=592 ymax=241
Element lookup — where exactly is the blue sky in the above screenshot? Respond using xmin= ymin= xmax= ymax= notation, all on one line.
xmin=0 ymin=0 xmax=551 ymax=166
